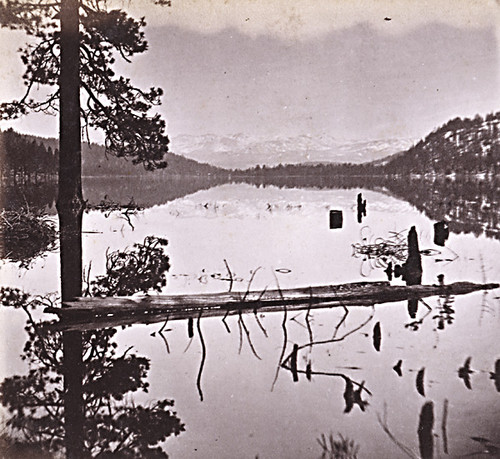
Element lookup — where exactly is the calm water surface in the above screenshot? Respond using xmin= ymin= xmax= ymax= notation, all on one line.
xmin=1 ymin=183 xmax=499 ymax=458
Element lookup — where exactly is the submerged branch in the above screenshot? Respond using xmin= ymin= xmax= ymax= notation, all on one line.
xmin=283 ymin=306 xmax=375 ymax=365
xmin=223 ymin=258 xmax=233 ymax=293
xmin=377 ymin=406 xmax=419 ymax=459
xmin=196 ymin=310 xmax=206 ymax=402
xmin=254 ymin=310 xmax=268 ymax=337
xmin=280 ymin=361 xmax=372 ymax=396
xmin=243 ymin=266 xmax=262 ymax=302
xmin=221 ymin=311 xmax=231 ymax=334
xmin=237 ymin=314 xmax=243 ymax=355
xmin=157 ymin=330 xmax=170 ymax=355
xmin=332 ymin=304 xmax=350 ymax=340
xmin=441 ymin=399 xmax=449 ymax=455
xmin=238 ymin=312 xmax=262 ymax=360
xmin=271 ymin=270 xmax=287 ymax=391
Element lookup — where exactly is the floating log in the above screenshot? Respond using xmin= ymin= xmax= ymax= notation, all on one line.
xmin=43 ymin=280 xmax=499 ymax=332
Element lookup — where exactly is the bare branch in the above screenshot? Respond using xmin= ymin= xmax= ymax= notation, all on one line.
xmin=196 ymin=310 xmax=206 ymax=402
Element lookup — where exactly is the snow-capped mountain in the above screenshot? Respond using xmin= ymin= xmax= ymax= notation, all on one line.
xmin=170 ymin=134 xmax=414 ymax=169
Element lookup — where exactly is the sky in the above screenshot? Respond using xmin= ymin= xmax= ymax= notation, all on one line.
xmin=0 ymin=0 xmax=499 ymax=143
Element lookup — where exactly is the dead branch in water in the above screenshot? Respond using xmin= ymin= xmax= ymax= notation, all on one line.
xmin=223 ymin=258 xmax=234 ymax=292
xmin=86 ymin=196 xmax=142 ymax=230
xmin=284 ymin=306 xmax=375 ymax=360
xmin=271 ymin=270 xmax=287 ymax=391
xmin=377 ymin=405 xmax=419 ymax=459
xmin=332 ymin=304 xmax=350 ymax=340
xmin=238 ymin=311 xmax=262 ymax=360
xmin=196 ymin=310 xmax=206 ymax=402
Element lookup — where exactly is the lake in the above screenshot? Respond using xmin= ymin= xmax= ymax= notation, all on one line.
xmin=1 ymin=179 xmax=499 ymax=458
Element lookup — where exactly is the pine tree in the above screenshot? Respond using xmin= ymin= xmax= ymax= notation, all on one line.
xmin=0 ymin=0 xmax=170 ymax=170
xmin=0 ymin=3 xmax=171 ymax=457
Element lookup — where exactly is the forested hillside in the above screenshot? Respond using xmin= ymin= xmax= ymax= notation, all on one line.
xmin=235 ymin=112 xmax=500 ymax=177
xmin=0 ymin=130 xmax=231 ymax=180
xmin=0 ymin=129 xmax=58 ymax=182
xmin=382 ymin=112 xmax=499 ymax=175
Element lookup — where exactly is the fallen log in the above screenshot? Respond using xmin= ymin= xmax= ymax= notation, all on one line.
xmin=43 ymin=280 xmax=498 ymax=332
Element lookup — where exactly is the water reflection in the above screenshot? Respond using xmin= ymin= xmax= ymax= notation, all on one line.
xmin=1 ymin=183 xmax=182 ymax=459
xmin=0 ymin=296 xmax=184 ymax=457
xmin=392 ymin=360 xmax=403 ymax=377
xmin=0 ymin=208 xmax=57 ymax=268
xmin=417 ymin=401 xmax=434 ymax=459
xmin=280 ymin=304 xmax=375 ymax=412
xmin=2 ymin=286 xmax=500 ymax=457
xmin=357 ymin=193 xmax=367 ymax=224
xmin=407 ymin=298 xmax=419 ymax=319
xmin=317 ymin=433 xmax=360 ymax=459
xmin=394 ymin=226 xmax=422 ymax=286
xmin=0 ymin=181 xmax=58 ymax=212
xmin=404 ymin=302 xmax=433 ymax=332
xmin=372 ymin=322 xmax=381 ymax=352
xmin=491 ymin=360 xmax=500 ymax=392
xmin=232 ymin=174 xmax=500 ymax=240
xmin=1 ymin=177 xmax=499 ymax=458
xmin=416 ymin=368 xmax=426 ymax=397
xmin=379 ymin=177 xmax=500 ymax=241
xmin=83 ymin=176 xmax=228 ymax=209
xmin=2 ymin=174 xmax=499 ymax=241
xmin=433 ymin=293 xmax=455 ymax=331
xmin=433 ymin=221 xmax=449 ymax=247
xmin=458 ymin=357 xmax=474 ymax=390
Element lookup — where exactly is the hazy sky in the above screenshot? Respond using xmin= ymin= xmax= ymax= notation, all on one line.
xmin=0 ymin=0 xmax=499 ymax=142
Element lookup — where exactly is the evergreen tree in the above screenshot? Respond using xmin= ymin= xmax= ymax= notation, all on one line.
xmin=1 ymin=3 xmax=172 ymax=457
xmin=0 ymin=0 xmax=170 ymax=170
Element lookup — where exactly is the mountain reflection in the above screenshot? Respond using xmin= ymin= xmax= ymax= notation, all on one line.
xmin=1 ymin=171 xmax=499 ymax=458
xmin=376 ymin=176 xmax=500 ymax=240
xmin=2 ymin=175 xmax=498 ymax=241
xmin=0 ymin=298 xmax=184 ymax=458
xmin=235 ymin=175 xmax=500 ymax=241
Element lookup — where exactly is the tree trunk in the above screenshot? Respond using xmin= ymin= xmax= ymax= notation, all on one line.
xmin=58 ymin=0 xmax=83 ymax=303
xmin=57 ymin=0 xmax=85 ymax=457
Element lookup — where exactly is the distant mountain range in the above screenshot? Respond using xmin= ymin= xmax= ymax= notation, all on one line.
xmin=2 ymin=111 xmax=498 ymax=180
xmin=235 ymin=111 xmax=499 ymax=179
xmin=169 ymin=134 xmax=414 ymax=169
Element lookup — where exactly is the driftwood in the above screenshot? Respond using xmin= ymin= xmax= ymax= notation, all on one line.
xmin=42 ymin=280 xmax=499 ymax=332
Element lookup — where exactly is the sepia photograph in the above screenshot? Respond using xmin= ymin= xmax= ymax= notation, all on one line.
xmin=0 ymin=0 xmax=499 ymax=457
